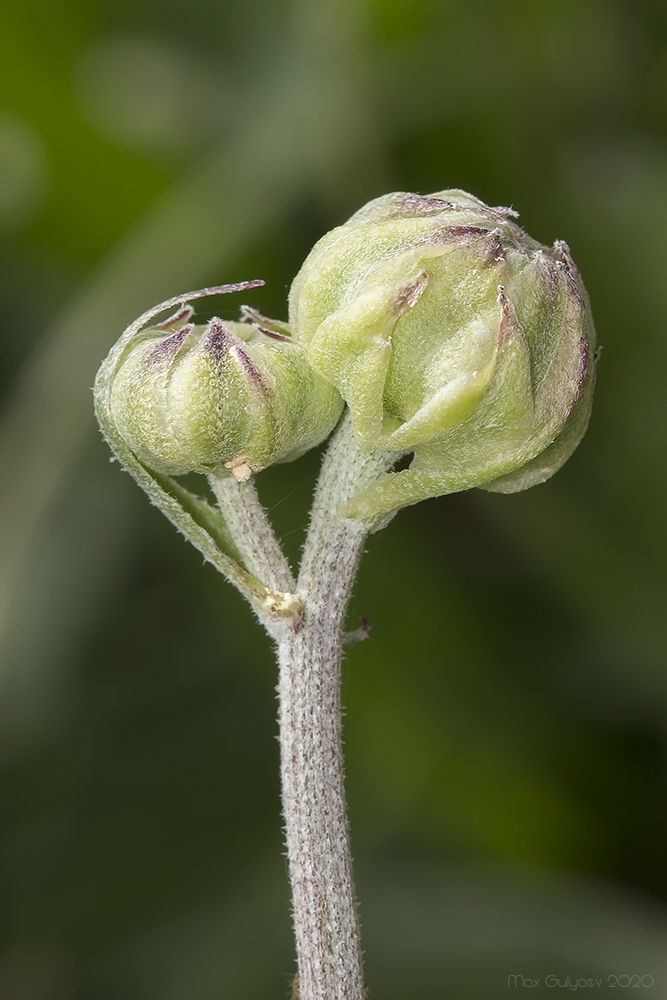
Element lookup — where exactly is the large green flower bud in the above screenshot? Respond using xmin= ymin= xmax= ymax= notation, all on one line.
xmin=289 ymin=190 xmax=596 ymax=520
xmin=107 ymin=301 xmax=343 ymax=480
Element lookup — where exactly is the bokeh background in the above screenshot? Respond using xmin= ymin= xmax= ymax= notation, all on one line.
xmin=2 ymin=0 xmax=667 ymax=996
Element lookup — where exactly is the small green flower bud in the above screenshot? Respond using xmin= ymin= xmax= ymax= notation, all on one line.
xmin=289 ymin=190 xmax=596 ymax=520
xmin=107 ymin=305 xmax=343 ymax=480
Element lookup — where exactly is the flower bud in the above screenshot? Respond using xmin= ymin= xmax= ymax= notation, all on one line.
xmin=289 ymin=190 xmax=596 ymax=520
xmin=107 ymin=309 xmax=343 ymax=480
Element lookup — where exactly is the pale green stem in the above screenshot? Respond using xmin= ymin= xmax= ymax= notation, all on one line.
xmin=207 ymin=473 xmax=296 ymax=595
xmin=277 ymin=413 xmax=399 ymax=1000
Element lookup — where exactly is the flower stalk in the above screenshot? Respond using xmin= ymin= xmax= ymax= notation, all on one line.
xmin=277 ymin=413 xmax=397 ymax=999
xmin=93 ymin=188 xmax=597 ymax=1000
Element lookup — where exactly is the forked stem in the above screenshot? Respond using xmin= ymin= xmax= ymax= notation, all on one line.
xmin=277 ymin=414 xmax=397 ymax=999
xmin=206 ymin=414 xmax=398 ymax=998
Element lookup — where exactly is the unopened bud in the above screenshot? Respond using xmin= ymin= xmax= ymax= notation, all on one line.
xmin=106 ymin=308 xmax=343 ymax=479
xmin=289 ymin=190 xmax=596 ymax=520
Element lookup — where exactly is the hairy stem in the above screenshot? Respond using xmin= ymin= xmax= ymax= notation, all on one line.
xmin=208 ymin=473 xmax=295 ymax=594
xmin=277 ymin=414 xmax=398 ymax=999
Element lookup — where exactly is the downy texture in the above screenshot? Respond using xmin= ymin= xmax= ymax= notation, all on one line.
xmin=105 ymin=307 xmax=343 ymax=481
xmin=289 ymin=190 xmax=596 ymax=521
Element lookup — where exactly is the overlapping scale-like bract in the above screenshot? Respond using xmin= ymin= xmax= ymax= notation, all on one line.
xmin=108 ymin=312 xmax=343 ymax=480
xmin=289 ymin=189 xmax=596 ymax=520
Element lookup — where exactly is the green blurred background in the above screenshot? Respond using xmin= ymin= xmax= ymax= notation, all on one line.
xmin=2 ymin=0 xmax=667 ymax=996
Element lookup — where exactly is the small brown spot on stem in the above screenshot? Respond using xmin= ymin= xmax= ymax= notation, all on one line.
xmin=343 ymin=617 xmax=372 ymax=646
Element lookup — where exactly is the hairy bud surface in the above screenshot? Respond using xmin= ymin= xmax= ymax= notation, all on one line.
xmin=107 ymin=311 xmax=343 ymax=480
xmin=289 ymin=190 xmax=596 ymax=520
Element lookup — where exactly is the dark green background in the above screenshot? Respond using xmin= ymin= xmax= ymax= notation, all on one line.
xmin=2 ymin=0 xmax=667 ymax=996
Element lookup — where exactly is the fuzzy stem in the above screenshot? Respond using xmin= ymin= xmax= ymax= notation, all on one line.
xmin=277 ymin=414 xmax=398 ymax=999
xmin=208 ymin=473 xmax=296 ymax=594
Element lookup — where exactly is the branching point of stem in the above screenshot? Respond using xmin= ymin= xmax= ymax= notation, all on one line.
xmin=276 ymin=414 xmax=399 ymax=1000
